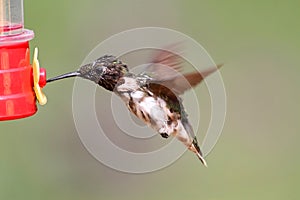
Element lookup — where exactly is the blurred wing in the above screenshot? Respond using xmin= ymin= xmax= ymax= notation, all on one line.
xmin=145 ymin=44 xmax=184 ymax=80
xmin=145 ymin=43 xmax=222 ymax=95
xmin=149 ymin=64 xmax=223 ymax=95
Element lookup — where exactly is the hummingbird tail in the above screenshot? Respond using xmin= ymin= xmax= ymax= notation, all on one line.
xmin=47 ymin=71 xmax=80 ymax=83
xmin=189 ymin=141 xmax=208 ymax=167
xmin=195 ymin=151 xmax=208 ymax=167
xmin=189 ymin=137 xmax=208 ymax=167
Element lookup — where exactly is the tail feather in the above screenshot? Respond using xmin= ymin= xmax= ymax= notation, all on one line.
xmin=183 ymin=120 xmax=208 ymax=167
xmin=190 ymin=139 xmax=208 ymax=167
xmin=191 ymin=137 xmax=207 ymax=167
xmin=195 ymin=151 xmax=208 ymax=167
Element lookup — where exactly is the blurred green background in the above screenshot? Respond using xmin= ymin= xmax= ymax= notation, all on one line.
xmin=1 ymin=0 xmax=300 ymax=199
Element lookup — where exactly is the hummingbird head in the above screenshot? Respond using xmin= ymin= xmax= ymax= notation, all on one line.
xmin=47 ymin=55 xmax=128 ymax=91
xmin=78 ymin=55 xmax=128 ymax=91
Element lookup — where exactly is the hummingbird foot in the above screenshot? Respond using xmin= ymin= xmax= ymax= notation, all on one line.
xmin=160 ymin=133 xmax=169 ymax=138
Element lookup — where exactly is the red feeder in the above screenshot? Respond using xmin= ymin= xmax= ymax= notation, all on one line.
xmin=0 ymin=0 xmax=46 ymax=121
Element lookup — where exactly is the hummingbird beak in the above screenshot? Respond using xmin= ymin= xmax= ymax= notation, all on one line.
xmin=46 ymin=71 xmax=81 ymax=83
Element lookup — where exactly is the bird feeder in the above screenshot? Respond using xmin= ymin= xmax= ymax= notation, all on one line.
xmin=0 ymin=0 xmax=47 ymax=121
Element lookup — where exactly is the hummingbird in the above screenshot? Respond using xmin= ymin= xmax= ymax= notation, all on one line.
xmin=47 ymin=49 xmax=222 ymax=167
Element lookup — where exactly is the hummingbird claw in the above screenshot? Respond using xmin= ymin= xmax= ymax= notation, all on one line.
xmin=160 ymin=133 xmax=169 ymax=138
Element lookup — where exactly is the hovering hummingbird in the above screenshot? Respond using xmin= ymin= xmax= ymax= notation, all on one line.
xmin=47 ymin=48 xmax=222 ymax=167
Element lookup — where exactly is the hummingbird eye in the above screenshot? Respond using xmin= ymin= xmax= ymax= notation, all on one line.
xmin=95 ymin=67 xmax=104 ymax=75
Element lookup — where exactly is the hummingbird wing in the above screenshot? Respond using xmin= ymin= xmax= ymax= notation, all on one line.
xmin=145 ymin=44 xmax=222 ymax=95
xmin=152 ymin=66 xmax=222 ymax=95
xmin=146 ymin=49 xmax=184 ymax=80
